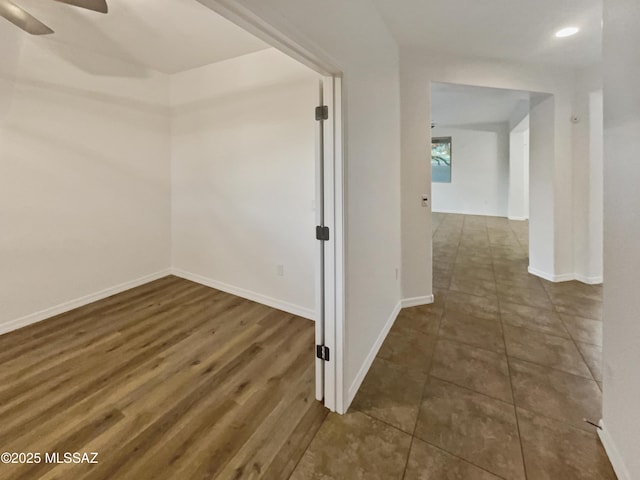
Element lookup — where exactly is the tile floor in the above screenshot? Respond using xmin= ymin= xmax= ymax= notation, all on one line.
xmin=291 ymin=213 xmax=615 ymax=480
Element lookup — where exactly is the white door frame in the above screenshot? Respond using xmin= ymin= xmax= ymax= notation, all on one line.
xmin=195 ymin=0 xmax=346 ymax=413
xmin=318 ymin=76 xmax=345 ymax=412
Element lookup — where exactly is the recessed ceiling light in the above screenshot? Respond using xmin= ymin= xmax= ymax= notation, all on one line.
xmin=555 ymin=27 xmax=579 ymax=38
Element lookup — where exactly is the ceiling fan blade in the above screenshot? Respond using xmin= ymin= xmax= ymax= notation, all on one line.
xmin=0 ymin=0 xmax=53 ymax=34
xmin=52 ymin=0 xmax=108 ymax=14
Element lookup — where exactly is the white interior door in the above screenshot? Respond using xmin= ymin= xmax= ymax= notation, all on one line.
xmin=314 ymin=79 xmax=326 ymax=402
xmin=315 ymin=76 xmax=339 ymax=411
xmin=197 ymin=0 xmax=346 ymax=415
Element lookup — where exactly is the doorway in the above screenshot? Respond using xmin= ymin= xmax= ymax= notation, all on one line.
xmin=194 ymin=0 xmax=345 ymax=412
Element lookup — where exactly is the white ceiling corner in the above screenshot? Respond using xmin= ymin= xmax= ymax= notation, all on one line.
xmin=431 ymin=82 xmax=531 ymax=126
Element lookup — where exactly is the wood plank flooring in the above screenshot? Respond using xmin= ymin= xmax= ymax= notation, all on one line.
xmin=0 ymin=276 xmax=327 ymax=480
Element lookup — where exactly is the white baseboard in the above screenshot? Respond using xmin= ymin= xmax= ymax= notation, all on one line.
xmin=346 ymin=300 xmax=402 ymax=411
xmin=433 ymin=208 xmax=506 ymax=218
xmin=171 ymin=268 xmax=317 ymax=321
xmin=0 ymin=269 xmax=172 ymax=336
xmin=401 ymin=295 xmax=434 ymax=308
xmin=598 ymin=420 xmax=631 ymax=480
xmin=528 ymin=266 xmax=575 ymax=283
xmin=507 ymin=215 xmax=529 ymax=221
xmin=574 ymin=274 xmax=604 ymax=285
xmin=528 ymin=266 xmax=604 ymax=285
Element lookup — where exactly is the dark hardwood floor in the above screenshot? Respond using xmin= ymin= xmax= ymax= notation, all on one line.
xmin=0 ymin=275 xmax=326 ymax=480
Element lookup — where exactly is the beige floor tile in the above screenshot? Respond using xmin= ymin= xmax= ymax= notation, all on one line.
xmin=449 ymin=275 xmax=497 ymax=297
xmin=458 ymin=239 xmax=490 ymax=248
xmin=415 ymin=378 xmax=525 ymax=480
xmin=460 ymin=238 xmax=490 ymax=247
xmin=452 ymin=264 xmax=495 ymax=282
xmin=492 ymin=246 xmax=528 ymax=259
xmin=290 ymin=411 xmax=412 ymax=480
xmin=576 ymin=342 xmax=603 ymax=382
xmin=500 ymin=301 xmax=569 ymax=338
xmin=435 ymin=235 xmax=461 ymax=243
xmin=456 ymin=243 xmax=490 ymax=252
xmin=549 ymin=294 xmax=603 ymax=320
xmin=435 ymin=253 xmax=458 ymax=264
xmin=438 ymin=231 xmax=463 ymax=238
xmin=434 ymin=235 xmax=458 ymax=243
xmin=444 ymin=291 xmax=500 ymax=321
xmin=351 ymin=357 xmax=427 ymax=433
xmin=492 ymin=261 xmax=526 ymax=272
xmin=434 ymin=241 xmax=458 ymax=249
xmin=503 ymin=325 xmax=592 ymax=378
xmin=456 ymin=251 xmax=493 ymax=265
xmin=495 ymin=274 xmax=545 ymax=291
xmin=377 ymin=330 xmax=437 ymax=374
xmin=560 ymin=314 xmax=603 ymax=346
xmin=461 ymin=234 xmax=488 ymax=241
xmin=434 ymin=238 xmax=460 ymax=247
xmin=493 ymin=257 xmax=528 ymax=269
xmin=454 ymin=260 xmax=495 ymax=272
xmin=541 ymin=280 xmax=603 ymax=302
xmin=517 ymin=408 xmax=616 ymax=480
xmin=434 ymin=265 xmax=455 ymax=283
xmin=392 ymin=306 xmax=442 ymax=336
xmin=439 ymin=312 xmax=505 ymax=353
xmin=430 ymin=289 xmax=448 ymax=313
xmin=434 ymin=259 xmax=455 ymax=270
xmin=431 ymin=339 xmax=512 ymax=403
xmin=404 ymin=438 xmax=502 ymax=480
xmin=492 ymin=256 xmax=529 ymax=268
xmin=433 ymin=271 xmax=452 ymax=289
xmin=509 ymin=359 xmax=602 ymax=432
xmin=498 ymin=285 xmax=553 ymax=310
xmin=435 ymin=232 xmax=460 ymax=241
xmin=490 ymin=238 xmax=521 ymax=248
xmin=299 ymin=214 xmax=609 ymax=480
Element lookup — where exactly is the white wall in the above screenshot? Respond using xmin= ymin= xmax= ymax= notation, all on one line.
xmin=600 ymin=0 xmax=640 ymax=478
xmin=508 ymin=115 xmax=529 ymax=220
xmin=0 ymin=25 xmax=21 ymax=125
xmin=400 ymin=49 xmax=577 ymax=298
xmin=528 ymin=94 xmax=557 ymax=279
xmin=588 ymin=90 xmax=603 ymax=281
xmin=431 ymin=123 xmax=509 ymax=217
xmin=170 ymin=49 xmax=318 ymax=319
xmin=0 ymin=31 xmax=171 ymax=331
xmin=0 ymin=37 xmax=319 ymax=329
xmin=572 ymin=65 xmax=604 ymax=284
xmin=197 ymin=0 xmax=403 ymax=412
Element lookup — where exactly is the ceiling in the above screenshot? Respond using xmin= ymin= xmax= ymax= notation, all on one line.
xmin=431 ymin=82 xmax=530 ymax=127
xmin=5 ymin=1 xmax=602 ymax=73
xmin=10 ymin=0 xmax=269 ymax=74
xmin=372 ymin=0 xmax=602 ymax=67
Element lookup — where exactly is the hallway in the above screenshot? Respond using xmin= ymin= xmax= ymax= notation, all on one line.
xmin=292 ymin=213 xmax=613 ymax=479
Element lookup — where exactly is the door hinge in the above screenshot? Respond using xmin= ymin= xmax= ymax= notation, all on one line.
xmin=316 ymin=225 xmax=330 ymax=241
xmin=316 ymin=345 xmax=330 ymax=361
xmin=315 ymin=105 xmax=329 ymax=121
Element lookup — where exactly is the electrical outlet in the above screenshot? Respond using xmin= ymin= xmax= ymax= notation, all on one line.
xmin=276 ymin=265 xmax=284 ymax=277
xmin=421 ymin=195 xmax=429 ymax=207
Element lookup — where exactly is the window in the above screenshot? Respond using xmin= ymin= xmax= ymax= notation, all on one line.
xmin=431 ymin=137 xmax=452 ymax=183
